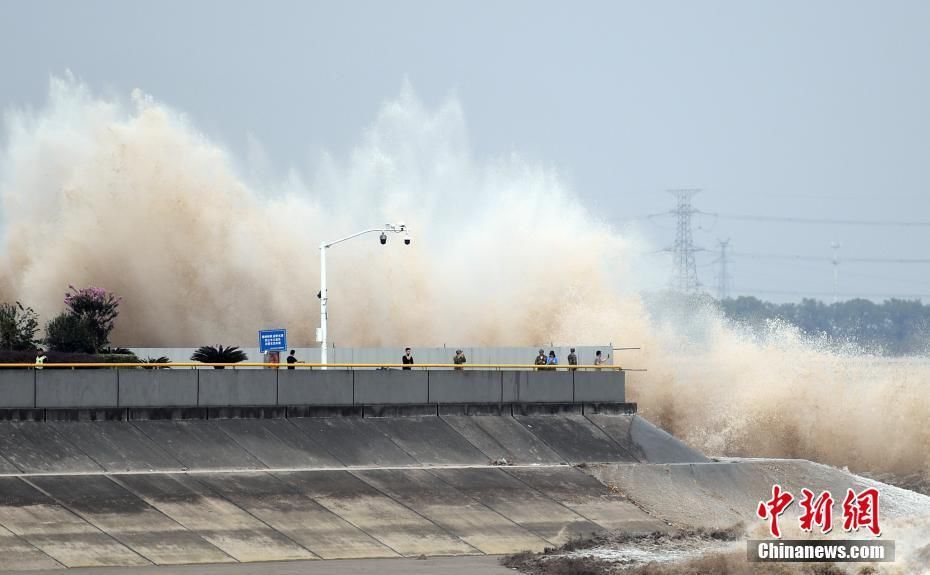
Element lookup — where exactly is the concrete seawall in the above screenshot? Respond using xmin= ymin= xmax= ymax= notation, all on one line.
xmin=0 ymin=414 xmax=703 ymax=475
xmin=0 ymin=369 xmax=625 ymax=414
xmin=0 ymin=413 xmax=925 ymax=572
xmin=0 ymin=413 xmax=702 ymax=570
xmin=1 ymin=370 xmax=925 ymax=572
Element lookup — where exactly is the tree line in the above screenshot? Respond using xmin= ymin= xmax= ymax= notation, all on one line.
xmin=719 ymin=296 xmax=930 ymax=356
xmin=0 ymin=285 xmax=120 ymax=354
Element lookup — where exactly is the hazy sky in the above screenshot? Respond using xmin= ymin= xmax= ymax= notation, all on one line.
xmin=2 ymin=0 xmax=929 ymax=302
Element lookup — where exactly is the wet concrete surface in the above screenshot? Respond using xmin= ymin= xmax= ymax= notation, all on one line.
xmin=131 ymin=422 xmax=265 ymax=471
xmin=271 ymin=470 xmax=478 ymax=557
xmin=193 ymin=471 xmax=395 ymax=559
xmin=0 ymin=423 xmax=104 ymax=474
xmin=504 ymin=466 xmax=668 ymax=532
xmin=1 ymin=414 xmax=924 ymax=570
xmin=586 ymin=414 xmax=709 ymax=464
xmin=0 ymin=477 xmax=148 ymax=568
xmin=22 ymin=555 xmax=514 ymax=575
xmin=355 ymin=468 xmax=549 ymax=553
xmin=429 ymin=467 xmax=603 ymax=545
xmin=212 ymin=420 xmax=343 ymax=469
xmin=51 ymin=422 xmax=184 ymax=472
xmin=27 ymin=475 xmax=232 ymax=566
xmin=112 ymin=473 xmax=315 ymax=563
xmin=514 ymin=415 xmax=637 ymax=463
xmin=367 ymin=417 xmax=488 ymax=466
xmin=287 ymin=417 xmax=418 ymax=467
xmin=440 ymin=415 xmax=563 ymax=464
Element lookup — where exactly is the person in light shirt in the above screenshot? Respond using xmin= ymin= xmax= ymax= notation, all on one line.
xmin=35 ymin=348 xmax=47 ymax=369
xmin=547 ymin=350 xmax=558 ymax=366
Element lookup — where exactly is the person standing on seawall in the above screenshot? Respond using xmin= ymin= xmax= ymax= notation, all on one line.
xmin=567 ymin=348 xmax=578 ymax=370
xmin=534 ymin=348 xmax=547 ymax=370
xmin=286 ymin=350 xmax=298 ymax=370
xmin=594 ymin=350 xmax=609 ymax=370
xmin=402 ymin=347 xmax=414 ymax=370
xmin=35 ymin=348 xmax=47 ymax=369
xmin=453 ymin=349 xmax=466 ymax=370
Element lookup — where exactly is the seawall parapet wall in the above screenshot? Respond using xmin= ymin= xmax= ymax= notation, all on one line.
xmin=0 ymin=368 xmax=627 ymax=419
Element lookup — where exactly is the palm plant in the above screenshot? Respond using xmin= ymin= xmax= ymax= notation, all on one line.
xmin=190 ymin=345 xmax=248 ymax=368
xmin=100 ymin=347 xmax=134 ymax=355
xmin=141 ymin=356 xmax=171 ymax=370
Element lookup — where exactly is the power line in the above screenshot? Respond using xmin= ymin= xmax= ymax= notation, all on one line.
xmin=730 ymin=251 xmax=831 ymax=262
xmin=729 ymin=251 xmax=930 ymax=264
xmin=843 ymin=257 xmax=930 ymax=264
xmin=707 ymin=213 xmax=930 ymax=227
xmin=642 ymin=211 xmax=930 ymax=228
xmin=731 ymin=287 xmax=930 ymax=300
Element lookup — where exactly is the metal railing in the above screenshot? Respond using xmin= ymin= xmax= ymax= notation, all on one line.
xmin=2 ymin=362 xmax=626 ymax=370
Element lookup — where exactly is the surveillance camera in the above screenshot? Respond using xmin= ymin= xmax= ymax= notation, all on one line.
xmin=404 ymin=233 xmax=411 ymax=246
xmin=379 ymin=232 xmax=387 ymax=245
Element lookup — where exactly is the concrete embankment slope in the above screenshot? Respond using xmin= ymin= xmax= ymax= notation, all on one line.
xmin=0 ymin=414 xmax=700 ymax=570
xmin=0 ymin=414 xmax=706 ymax=474
xmin=1 ymin=414 xmax=925 ymax=570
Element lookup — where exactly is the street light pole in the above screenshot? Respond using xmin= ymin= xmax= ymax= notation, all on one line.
xmin=319 ymin=223 xmax=410 ymax=367
xmin=319 ymin=241 xmax=328 ymax=365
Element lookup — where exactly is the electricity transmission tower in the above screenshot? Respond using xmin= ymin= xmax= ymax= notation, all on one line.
xmin=666 ymin=189 xmax=703 ymax=294
xmin=714 ymin=238 xmax=732 ymax=299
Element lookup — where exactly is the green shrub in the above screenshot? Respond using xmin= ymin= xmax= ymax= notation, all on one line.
xmin=0 ymin=302 xmax=39 ymax=351
xmin=141 ymin=356 xmax=171 ymax=369
xmin=100 ymin=347 xmax=134 ymax=355
xmin=95 ymin=353 xmax=141 ymax=364
xmin=0 ymin=351 xmax=139 ymax=368
xmin=45 ymin=313 xmax=96 ymax=353
xmin=63 ymin=285 xmax=121 ymax=353
xmin=191 ymin=345 xmax=247 ymax=368
xmin=0 ymin=350 xmax=43 ymax=366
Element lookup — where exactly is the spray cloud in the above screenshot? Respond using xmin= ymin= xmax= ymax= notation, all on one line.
xmin=2 ymin=76 xmax=929 ymax=478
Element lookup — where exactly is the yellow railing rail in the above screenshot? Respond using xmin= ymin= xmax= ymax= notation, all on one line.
xmin=1 ymin=362 xmax=624 ymax=370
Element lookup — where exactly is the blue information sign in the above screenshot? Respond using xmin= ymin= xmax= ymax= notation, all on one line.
xmin=259 ymin=329 xmax=287 ymax=353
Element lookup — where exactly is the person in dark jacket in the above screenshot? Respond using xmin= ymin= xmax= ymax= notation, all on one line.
xmin=402 ymin=347 xmax=414 ymax=370
xmin=534 ymin=348 xmax=547 ymax=370
xmin=286 ymin=350 xmax=298 ymax=370
xmin=567 ymin=348 xmax=578 ymax=369
xmin=453 ymin=349 xmax=466 ymax=370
